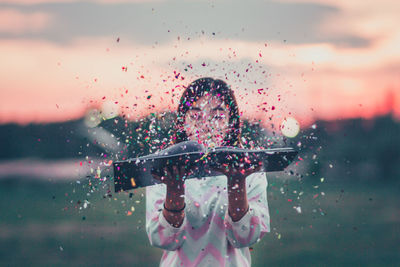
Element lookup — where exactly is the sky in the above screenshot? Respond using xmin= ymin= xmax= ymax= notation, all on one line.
xmin=0 ymin=0 xmax=399 ymax=129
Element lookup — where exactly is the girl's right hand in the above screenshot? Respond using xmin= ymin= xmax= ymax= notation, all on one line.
xmin=151 ymin=164 xmax=188 ymax=188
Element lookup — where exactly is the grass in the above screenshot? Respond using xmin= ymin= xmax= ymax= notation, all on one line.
xmin=0 ymin=175 xmax=399 ymax=266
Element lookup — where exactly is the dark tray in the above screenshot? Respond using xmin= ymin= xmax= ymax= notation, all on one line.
xmin=113 ymin=140 xmax=298 ymax=192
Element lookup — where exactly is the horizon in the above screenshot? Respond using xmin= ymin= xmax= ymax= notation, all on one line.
xmin=1 ymin=106 xmax=398 ymax=133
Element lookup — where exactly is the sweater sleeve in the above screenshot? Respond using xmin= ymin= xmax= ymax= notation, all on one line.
xmin=224 ymin=171 xmax=271 ymax=248
xmin=145 ymin=183 xmax=188 ymax=251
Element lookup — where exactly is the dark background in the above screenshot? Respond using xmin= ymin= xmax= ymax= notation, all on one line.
xmin=0 ymin=111 xmax=399 ymax=266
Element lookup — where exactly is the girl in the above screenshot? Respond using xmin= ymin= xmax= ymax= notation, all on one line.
xmin=146 ymin=77 xmax=271 ymax=266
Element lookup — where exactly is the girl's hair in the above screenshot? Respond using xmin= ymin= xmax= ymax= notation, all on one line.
xmin=171 ymin=77 xmax=242 ymax=147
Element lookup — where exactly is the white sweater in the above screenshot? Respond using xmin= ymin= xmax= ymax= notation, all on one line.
xmin=145 ymin=171 xmax=271 ymax=266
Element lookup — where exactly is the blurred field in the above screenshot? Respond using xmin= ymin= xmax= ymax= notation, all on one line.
xmin=1 ymin=114 xmax=399 ymax=266
xmin=0 ymin=175 xmax=399 ymax=267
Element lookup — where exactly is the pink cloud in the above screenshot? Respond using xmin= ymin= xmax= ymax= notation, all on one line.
xmin=0 ymin=9 xmax=52 ymax=34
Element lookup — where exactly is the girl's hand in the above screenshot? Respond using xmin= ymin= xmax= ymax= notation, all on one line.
xmin=151 ymin=164 xmax=188 ymax=188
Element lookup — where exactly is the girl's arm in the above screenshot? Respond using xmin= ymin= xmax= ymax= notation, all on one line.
xmin=145 ymin=166 xmax=188 ymax=251
xmin=145 ymin=183 xmax=188 ymax=251
xmin=163 ymin=182 xmax=185 ymax=227
xmin=227 ymin=175 xmax=249 ymax=222
xmin=225 ymin=171 xmax=271 ymax=248
xmin=152 ymin=165 xmax=186 ymax=227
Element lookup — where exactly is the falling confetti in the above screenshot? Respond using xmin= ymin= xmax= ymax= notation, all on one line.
xmin=293 ymin=206 xmax=302 ymax=214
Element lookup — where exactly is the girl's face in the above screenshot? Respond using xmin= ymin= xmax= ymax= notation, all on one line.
xmin=183 ymin=93 xmax=230 ymax=148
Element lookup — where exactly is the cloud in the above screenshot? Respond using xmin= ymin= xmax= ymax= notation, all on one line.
xmin=0 ymin=0 xmax=371 ymax=48
xmin=0 ymin=0 xmax=163 ymax=4
xmin=278 ymin=0 xmax=400 ymax=47
xmin=0 ymin=8 xmax=52 ymax=34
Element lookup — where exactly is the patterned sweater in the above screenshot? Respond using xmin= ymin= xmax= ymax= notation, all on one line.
xmin=145 ymin=171 xmax=271 ymax=267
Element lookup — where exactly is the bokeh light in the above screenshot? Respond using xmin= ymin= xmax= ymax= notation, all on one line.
xmin=280 ymin=117 xmax=300 ymax=138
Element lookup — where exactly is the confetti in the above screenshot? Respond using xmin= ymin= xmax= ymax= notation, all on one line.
xmin=293 ymin=206 xmax=302 ymax=213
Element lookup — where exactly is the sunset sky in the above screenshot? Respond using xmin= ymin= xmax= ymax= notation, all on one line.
xmin=0 ymin=0 xmax=399 ymax=129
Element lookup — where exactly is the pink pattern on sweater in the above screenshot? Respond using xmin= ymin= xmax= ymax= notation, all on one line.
xmin=177 ymin=242 xmax=225 ymax=266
